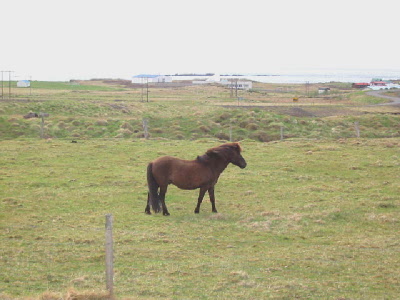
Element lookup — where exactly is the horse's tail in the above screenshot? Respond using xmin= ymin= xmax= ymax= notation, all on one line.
xmin=147 ymin=163 xmax=161 ymax=213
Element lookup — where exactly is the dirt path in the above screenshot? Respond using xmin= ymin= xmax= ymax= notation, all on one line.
xmin=366 ymin=90 xmax=400 ymax=106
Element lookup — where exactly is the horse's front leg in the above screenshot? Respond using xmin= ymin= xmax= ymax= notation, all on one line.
xmin=194 ymin=187 xmax=207 ymax=214
xmin=208 ymin=187 xmax=217 ymax=213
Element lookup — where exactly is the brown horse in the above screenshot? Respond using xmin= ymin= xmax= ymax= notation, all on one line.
xmin=145 ymin=142 xmax=247 ymax=216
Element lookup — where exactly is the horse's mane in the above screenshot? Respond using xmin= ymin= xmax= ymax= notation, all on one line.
xmin=196 ymin=142 xmax=242 ymax=164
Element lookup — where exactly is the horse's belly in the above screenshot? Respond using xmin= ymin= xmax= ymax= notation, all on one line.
xmin=171 ymin=171 xmax=210 ymax=190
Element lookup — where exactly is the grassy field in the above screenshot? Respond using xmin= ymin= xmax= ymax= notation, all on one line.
xmin=1 ymin=138 xmax=399 ymax=299
xmin=1 ymin=81 xmax=400 ymax=299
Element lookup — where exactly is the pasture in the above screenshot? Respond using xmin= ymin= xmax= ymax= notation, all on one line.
xmin=1 ymin=80 xmax=400 ymax=142
xmin=1 ymin=138 xmax=399 ymax=299
xmin=1 ymin=80 xmax=400 ymax=299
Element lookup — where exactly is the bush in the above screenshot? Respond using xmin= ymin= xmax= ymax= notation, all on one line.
xmin=152 ymin=128 xmax=163 ymax=133
xmin=96 ymin=120 xmax=108 ymax=126
xmin=246 ymin=123 xmax=258 ymax=130
xmin=250 ymin=131 xmax=272 ymax=142
xmin=120 ymin=122 xmax=133 ymax=131
xmin=215 ymin=132 xmax=230 ymax=140
xmin=199 ymin=125 xmax=211 ymax=133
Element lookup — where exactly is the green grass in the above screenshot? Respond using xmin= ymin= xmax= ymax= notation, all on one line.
xmin=1 ymin=81 xmax=400 ymax=298
xmin=2 ymin=80 xmax=399 ymax=142
xmin=1 ymin=138 xmax=399 ymax=299
xmin=1 ymin=99 xmax=400 ymax=141
xmin=28 ymin=81 xmax=122 ymax=91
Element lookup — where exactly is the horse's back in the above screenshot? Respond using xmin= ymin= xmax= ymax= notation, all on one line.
xmin=151 ymin=156 xmax=211 ymax=190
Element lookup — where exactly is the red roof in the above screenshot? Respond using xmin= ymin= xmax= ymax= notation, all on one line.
xmin=371 ymin=81 xmax=386 ymax=85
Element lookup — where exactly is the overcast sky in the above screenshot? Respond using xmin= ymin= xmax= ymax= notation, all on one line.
xmin=1 ymin=0 xmax=399 ymax=81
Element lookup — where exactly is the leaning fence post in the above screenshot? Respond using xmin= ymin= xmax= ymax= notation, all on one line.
xmin=38 ymin=112 xmax=49 ymax=139
xmin=354 ymin=122 xmax=360 ymax=138
xmin=142 ymin=118 xmax=149 ymax=139
xmin=105 ymin=214 xmax=114 ymax=296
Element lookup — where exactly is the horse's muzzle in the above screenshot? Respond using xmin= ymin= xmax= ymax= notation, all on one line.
xmin=239 ymin=160 xmax=247 ymax=169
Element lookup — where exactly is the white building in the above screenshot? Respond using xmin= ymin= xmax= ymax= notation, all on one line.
xmin=220 ymin=79 xmax=253 ymax=90
xmin=17 ymin=80 xmax=30 ymax=87
xmin=132 ymin=75 xmax=172 ymax=84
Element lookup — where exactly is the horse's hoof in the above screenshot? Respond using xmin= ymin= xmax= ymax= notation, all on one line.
xmin=212 ymin=210 xmax=218 ymax=213
xmin=194 ymin=210 xmax=199 ymax=214
xmin=163 ymin=212 xmax=170 ymax=216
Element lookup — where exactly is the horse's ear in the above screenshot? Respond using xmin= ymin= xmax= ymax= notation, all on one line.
xmin=232 ymin=142 xmax=242 ymax=152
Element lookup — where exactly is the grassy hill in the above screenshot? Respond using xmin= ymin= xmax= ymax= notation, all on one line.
xmin=1 ymin=80 xmax=399 ymax=141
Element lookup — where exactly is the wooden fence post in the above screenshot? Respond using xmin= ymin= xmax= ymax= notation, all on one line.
xmin=38 ymin=112 xmax=49 ymax=139
xmin=142 ymin=118 xmax=149 ymax=139
xmin=105 ymin=214 xmax=114 ymax=296
xmin=40 ymin=115 xmax=45 ymax=139
xmin=354 ymin=122 xmax=360 ymax=138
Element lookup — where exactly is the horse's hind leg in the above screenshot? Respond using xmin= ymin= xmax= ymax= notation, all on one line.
xmin=159 ymin=185 xmax=170 ymax=216
xmin=194 ymin=187 xmax=207 ymax=214
xmin=145 ymin=192 xmax=151 ymax=215
xmin=208 ymin=187 xmax=218 ymax=213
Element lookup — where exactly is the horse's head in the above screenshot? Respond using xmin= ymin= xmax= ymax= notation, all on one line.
xmin=207 ymin=142 xmax=247 ymax=169
xmin=228 ymin=143 xmax=247 ymax=169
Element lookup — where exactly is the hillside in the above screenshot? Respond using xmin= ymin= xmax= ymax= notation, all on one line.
xmin=1 ymin=80 xmax=399 ymax=141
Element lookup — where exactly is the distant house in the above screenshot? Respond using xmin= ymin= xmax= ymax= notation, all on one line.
xmin=352 ymin=83 xmax=370 ymax=89
xmin=220 ymin=79 xmax=253 ymax=90
xmin=17 ymin=80 xmax=30 ymax=87
xmin=132 ymin=75 xmax=172 ymax=84
xmin=318 ymin=87 xmax=330 ymax=94
xmin=370 ymin=81 xmax=386 ymax=86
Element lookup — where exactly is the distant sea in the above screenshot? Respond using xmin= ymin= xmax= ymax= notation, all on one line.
xmin=171 ymin=69 xmax=400 ymax=84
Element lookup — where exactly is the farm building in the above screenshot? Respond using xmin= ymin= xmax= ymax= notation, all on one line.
xmin=370 ymin=81 xmax=387 ymax=86
xmin=17 ymin=80 xmax=30 ymax=87
xmin=220 ymin=80 xmax=253 ymax=90
xmin=318 ymin=87 xmax=330 ymax=94
xmin=132 ymin=75 xmax=172 ymax=84
xmin=352 ymin=83 xmax=370 ymax=89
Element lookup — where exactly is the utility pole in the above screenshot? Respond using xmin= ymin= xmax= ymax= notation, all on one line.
xmin=305 ymin=81 xmax=310 ymax=97
xmin=229 ymin=78 xmax=239 ymax=98
xmin=146 ymin=77 xmax=149 ymax=102
xmin=1 ymin=71 xmax=3 ymax=99
xmin=1 ymin=71 xmax=13 ymax=99
xmin=8 ymin=71 xmax=12 ymax=98
xmin=235 ymin=79 xmax=238 ymax=97
xmin=141 ymin=77 xmax=144 ymax=102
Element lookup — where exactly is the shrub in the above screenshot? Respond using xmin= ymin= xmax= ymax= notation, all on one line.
xmin=246 ymin=123 xmax=258 ymax=130
xmin=96 ymin=120 xmax=108 ymax=126
xmin=215 ymin=112 xmax=231 ymax=123
xmin=120 ymin=122 xmax=133 ymax=131
xmin=152 ymin=128 xmax=163 ymax=133
xmin=199 ymin=125 xmax=211 ymax=133
xmin=215 ymin=132 xmax=230 ymax=141
xmin=250 ymin=131 xmax=272 ymax=142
